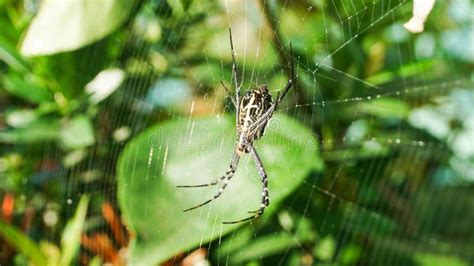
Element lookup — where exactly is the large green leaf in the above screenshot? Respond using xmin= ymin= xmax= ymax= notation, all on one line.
xmin=117 ymin=114 xmax=322 ymax=265
xmin=20 ymin=0 xmax=136 ymax=56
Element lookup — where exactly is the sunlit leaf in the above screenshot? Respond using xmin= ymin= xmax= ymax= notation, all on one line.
xmin=313 ymin=235 xmax=336 ymax=261
xmin=85 ymin=68 xmax=125 ymax=104
xmin=20 ymin=0 xmax=136 ymax=56
xmin=0 ymin=221 xmax=48 ymax=266
xmin=59 ymin=195 xmax=90 ymax=266
xmin=357 ymin=98 xmax=410 ymax=119
xmin=6 ymin=109 xmax=38 ymax=128
xmin=60 ymin=116 xmax=95 ymax=149
xmin=39 ymin=241 xmax=61 ymax=266
xmin=117 ymin=114 xmax=322 ymax=265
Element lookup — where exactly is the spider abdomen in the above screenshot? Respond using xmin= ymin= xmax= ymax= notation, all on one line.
xmin=237 ymin=85 xmax=273 ymax=152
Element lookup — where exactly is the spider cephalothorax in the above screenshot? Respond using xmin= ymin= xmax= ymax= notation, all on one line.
xmin=237 ymin=85 xmax=273 ymax=153
xmin=178 ymin=27 xmax=294 ymax=224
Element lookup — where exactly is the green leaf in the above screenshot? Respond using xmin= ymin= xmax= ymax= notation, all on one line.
xmin=6 ymin=109 xmax=38 ymax=128
xmin=39 ymin=241 xmax=61 ymax=266
xmin=414 ymin=253 xmax=469 ymax=266
xmin=0 ymin=36 xmax=30 ymax=72
xmin=60 ymin=116 xmax=95 ymax=150
xmin=3 ymin=74 xmax=52 ymax=104
xmin=366 ymin=60 xmax=435 ymax=84
xmin=59 ymin=195 xmax=90 ymax=266
xmin=85 ymin=68 xmax=125 ymax=104
xmin=0 ymin=119 xmax=60 ymax=143
xmin=229 ymin=233 xmax=299 ymax=264
xmin=356 ymin=98 xmax=410 ymax=119
xmin=117 ymin=114 xmax=322 ymax=265
xmin=216 ymin=227 xmax=253 ymax=257
xmin=166 ymin=0 xmax=184 ymax=18
xmin=339 ymin=244 xmax=362 ymax=265
xmin=20 ymin=0 xmax=136 ymax=56
xmin=88 ymin=256 xmax=103 ymax=266
xmin=343 ymin=204 xmax=398 ymax=236
xmin=313 ymin=236 xmax=336 ymax=261
xmin=0 ymin=221 xmax=48 ymax=266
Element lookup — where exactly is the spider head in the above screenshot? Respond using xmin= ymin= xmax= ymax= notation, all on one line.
xmin=256 ymin=84 xmax=269 ymax=94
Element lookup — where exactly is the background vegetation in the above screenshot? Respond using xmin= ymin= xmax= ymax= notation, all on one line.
xmin=0 ymin=0 xmax=473 ymax=265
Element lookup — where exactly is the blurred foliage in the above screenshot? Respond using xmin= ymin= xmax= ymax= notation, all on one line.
xmin=0 ymin=0 xmax=473 ymax=265
xmin=0 ymin=195 xmax=88 ymax=265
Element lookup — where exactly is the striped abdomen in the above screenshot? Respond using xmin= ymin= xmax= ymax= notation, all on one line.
xmin=236 ymin=85 xmax=273 ymax=153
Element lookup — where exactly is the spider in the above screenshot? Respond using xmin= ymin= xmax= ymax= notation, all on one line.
xmin=178 ymin=27 xmax=294 ymax=224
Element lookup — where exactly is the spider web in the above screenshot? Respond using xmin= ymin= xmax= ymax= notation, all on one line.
xmin=3 ymin=0 xmax=472 ymax=265
xmin=117 ymin=0 xmax=474 ymax=264
xmin=177 ymin=0 xmax=473 ymax=265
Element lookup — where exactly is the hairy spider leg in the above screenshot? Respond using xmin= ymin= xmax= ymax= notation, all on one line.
xmin=181 ymin=153 xmax=241 ymax=212
xmin=229 ymin=27 xmax=240 ymax=99
xmin=246 ymin=42 xmax=295 ymax=136
xmin=220 ymin=81 xmax=237 ymax=108
xmin=276 ymin=42 xmax=295 ymax=105
xmin=245 ymin=107 xmax=276 ymax=139
xmin=223 ymin=146 xmax=268 ymax=224
xmin=177 ymin=152 xmax=239 ymax=188
xmin=229 ymin=27 xmax=241 ymax=132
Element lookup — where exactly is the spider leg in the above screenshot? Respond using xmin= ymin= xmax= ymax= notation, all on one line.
xmin=229 ymin=27 xmax=240 ymax=97
xmin=223 ymin=210 xmax=263 ymax=224
xmin=223 ymin=145 xmax=269 ymax=224
xmin=182 ymin=171 xmax=235 ymax=212
xmin=220 ymin=80 xmax=237 ymax=108
xmin=229 ymin=27 xmax=241 ymax=133
xmin=275 ymin=42 xmax=295 ymax=106
xmin=178 ymin=152 xmax=239 ymax=188
xmin=246 ymin=43 xmax=295 ymax=134
xmin=176 ymin=174 xmax=220 ymax=188
xmin=182 ymin=152 xmax=240 ymax=212
xmin=247 ymin=210 xmax=260 ymax=214
xmin=246 ymin=108 xmax=275 ymax=138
